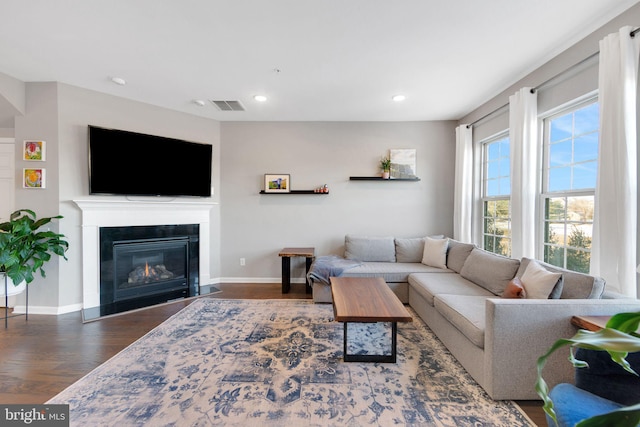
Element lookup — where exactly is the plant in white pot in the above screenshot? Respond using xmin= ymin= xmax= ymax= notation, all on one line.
xmin=0 ymin=209 xmax=69 ymax=297
xmin=380 ymin=156 xmax=391 ymax=179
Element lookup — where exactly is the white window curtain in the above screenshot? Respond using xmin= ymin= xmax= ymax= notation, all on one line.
xmin=590 ymin=26 xmax=639 ymax=297
xmin=454 ymin=125 xmax=473 ymax=243
xmin=509 ymin=88 xmax=538 ymax=260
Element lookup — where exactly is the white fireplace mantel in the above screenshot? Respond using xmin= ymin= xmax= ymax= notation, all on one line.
xmin=74 ymin=199 xmax=217 ymax=309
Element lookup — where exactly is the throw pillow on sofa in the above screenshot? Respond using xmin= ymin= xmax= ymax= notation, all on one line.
xmin=502 ymin=277 xmax=527 ymax=298
xmin=520 ymin=260 xmax=563 ymax=299
xmin=421 ymin=237 xmax=448 ymax=269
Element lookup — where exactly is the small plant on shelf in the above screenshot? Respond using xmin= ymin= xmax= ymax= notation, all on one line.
xmin=380 ymin=156 xmax=391 ymax=172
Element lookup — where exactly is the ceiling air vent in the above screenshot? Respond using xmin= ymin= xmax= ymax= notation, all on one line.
xmin=210 ymin=100 xmax=245 ymax=111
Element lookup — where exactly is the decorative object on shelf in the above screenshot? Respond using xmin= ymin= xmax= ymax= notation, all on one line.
xmin=259 ymin=190 xmax=328 ymax=195
xmin=390 ymin=148 xmax=417 ymax=179
xmin=349 ymin=176 xmax=420 ymax=181
xmin=1 ymin=209 xmax=69 ymax=327
xmin=23 ymin=168 xmax=45 ymax=189
xmin=314 ymin=184 xmax=329 ymax=193
xmin=264 ymin=174 xmax=290 ymax=193
xmin=380 ymin=156 xmax=391 ymax=179
xmin=23 ymin=140 xmax=45 ymax=161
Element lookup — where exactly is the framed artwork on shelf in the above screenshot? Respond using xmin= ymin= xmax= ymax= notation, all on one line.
xmin=264 ymin=174 xmax=290 ymax=193
xmin=23 ymin=168 xmax=45 ymax=189
xmin=390 ymin=149 xmax=417 ymax=179
xmin=23 ymin=140 xmax=46 ymax=161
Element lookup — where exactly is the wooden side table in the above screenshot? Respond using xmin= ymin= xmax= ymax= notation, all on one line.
xmin=279 ymin=247 xmax=315 ymax=294
xmin=571 ymin=315 xmax=612 ymax=331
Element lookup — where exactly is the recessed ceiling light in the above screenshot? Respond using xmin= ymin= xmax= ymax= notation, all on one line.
xmin=253 ymin=95 xmax=267 ymax=102
xmin=392 ymin=94 xmax=406 ymax=102
xmin=193 ymin=100 xmax=206 ymax=107
xmin=110 ymin=77 xmax=126 ymax=86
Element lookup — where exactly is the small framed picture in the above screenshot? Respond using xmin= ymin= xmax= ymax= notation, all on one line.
xmin=23 ymin=140 xmax=46 ymax=161
xmin=23 ymin=168 xmax=45 ymax=189
xmin=264 ymin=174 xmax=290 ymax=193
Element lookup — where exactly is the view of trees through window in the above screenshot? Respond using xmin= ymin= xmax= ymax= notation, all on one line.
xmin=482 ymin=135 xmax=511 ymax=256
xmin=542 ymin=101 xmax=598 ymax=273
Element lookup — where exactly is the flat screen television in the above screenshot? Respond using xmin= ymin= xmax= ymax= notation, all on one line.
xmin=89 ymin=126 xmax=213 ymax=197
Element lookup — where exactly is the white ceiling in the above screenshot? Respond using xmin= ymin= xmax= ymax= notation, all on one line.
xmin=0 ymin=0 xmax=638 ymax=122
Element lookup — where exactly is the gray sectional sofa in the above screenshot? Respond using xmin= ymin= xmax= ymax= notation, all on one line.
xmin=309 ymin=234 xmax=640 ymax=400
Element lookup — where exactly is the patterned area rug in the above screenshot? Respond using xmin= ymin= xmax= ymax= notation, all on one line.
xmin=49 ymin=299 xmax=533 ymax=426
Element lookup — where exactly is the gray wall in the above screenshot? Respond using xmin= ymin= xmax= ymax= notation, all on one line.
xmin=220 ymin=121 xmax=456 ymax=282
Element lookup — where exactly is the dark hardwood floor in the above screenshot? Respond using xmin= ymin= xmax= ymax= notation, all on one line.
xmin=0 ymin=282 xmax=544 ymax=425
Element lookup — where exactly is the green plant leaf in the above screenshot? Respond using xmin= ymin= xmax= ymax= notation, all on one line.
xmin=537 ymin=312 xmax=640 ymax=426
xmin=576 ymin=403 xmax=640 ymax=427
xmin=0 ymin=210 xmax=68 ymax=284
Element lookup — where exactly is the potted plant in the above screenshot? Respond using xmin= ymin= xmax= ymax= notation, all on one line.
xmin=380 ymin=156 xmax=391 ymax=179
xmin=537 ymin=311 xmax=640 ymax=427
xmin=0 ymin=209 xmax=69 ymax=295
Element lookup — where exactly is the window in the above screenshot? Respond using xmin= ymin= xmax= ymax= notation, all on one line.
xmin=542 ymin=100 xmax=598 ymax=273
xmin=482 ymin=134 xmax=511 ymax=256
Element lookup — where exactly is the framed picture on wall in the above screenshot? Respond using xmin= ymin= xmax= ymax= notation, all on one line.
xmin=264 ymin=174 xmax=290 ymax=193
xmin=23 ymin=140 xmax=46 ymax=161
xmin=23 ymin=168 xmax=45 ymax=189
xmin=390 ymin=149 xmax=417 ymax=179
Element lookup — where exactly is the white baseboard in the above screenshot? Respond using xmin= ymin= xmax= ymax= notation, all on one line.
xmin=12 ymin=302 xmax=83 ymax=315
xmin=215 ymin=277 xmax=306 ymax=284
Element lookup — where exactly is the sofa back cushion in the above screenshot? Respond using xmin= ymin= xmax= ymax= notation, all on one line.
xmin=516 ymin=257 xmax=605 ymax=299
xmin=460 ymin=248 xmax=520 ymax=295
xmin=344 ymin=235 xmax=396 ymax=262
xmin=395 ymin=237 xmax=425 ymax=262
xmin=446 ymin=240 xmax=476 ymax=273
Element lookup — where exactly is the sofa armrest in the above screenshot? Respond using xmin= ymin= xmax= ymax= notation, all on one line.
xmin=483 ymin=298 xmax=640 ymax=400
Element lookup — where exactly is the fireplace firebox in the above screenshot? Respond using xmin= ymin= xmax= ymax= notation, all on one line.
xmin=99 ymin=224 xmax=199 ymax=316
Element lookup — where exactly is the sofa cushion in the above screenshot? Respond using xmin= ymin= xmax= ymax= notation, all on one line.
xmin=408 ymin=272 xmax=494 ymax=306
xmin=395 ymin=237 xmax=425 ymax=263
xmin=446 ymin=240 xmax=476 ymax=273
xmin=344 ymin=235 xmax=396 ymax=262
xmin=434 ymin=294 xmax=487 ymax=348
xmin=516 ymin=257 xmax=605 ymax=299
xmin=421 ymin=237 xmax=448 ymax=269
xmin=520 ymin=260 xmax=563 ymax=299
xmin=459 ymin=248 xmax=520 ymax=295
xmin=342 ymin=262 xmax=446 ymax=283
xmin=502 ymin=277 xmax=526 ymax=298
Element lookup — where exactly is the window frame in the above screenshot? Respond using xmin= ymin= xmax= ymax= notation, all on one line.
xmin=538 ymin=96 xmax=598 ymax=272
xmin=480 ymin=131 xmax=511 ymax=257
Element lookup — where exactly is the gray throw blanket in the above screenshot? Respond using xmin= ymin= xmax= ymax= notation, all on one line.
xmin=306 ymin=255 xmax=362 ymax=286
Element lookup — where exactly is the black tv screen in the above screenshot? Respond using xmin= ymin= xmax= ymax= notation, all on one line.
xmin=89 ymin=126 xmax=213 ymax=197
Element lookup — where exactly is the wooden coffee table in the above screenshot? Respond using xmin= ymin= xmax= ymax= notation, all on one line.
xmin=330 ymin=277 xmax=412 ymax=363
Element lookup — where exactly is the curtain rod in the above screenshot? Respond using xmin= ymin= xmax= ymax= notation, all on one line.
xmin=466 ymin=26 xmax=640 ymax=129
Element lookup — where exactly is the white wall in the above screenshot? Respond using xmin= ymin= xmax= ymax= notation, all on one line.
xmin=220 ymin=121 xmax=456 ymax=282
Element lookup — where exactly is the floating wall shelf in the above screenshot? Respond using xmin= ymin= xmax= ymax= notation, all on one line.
xmin=349 ymin=176 xmax=421 ymax=181
xmin=259 ymin=190 xmax=329 ymax=195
